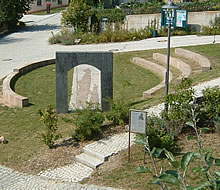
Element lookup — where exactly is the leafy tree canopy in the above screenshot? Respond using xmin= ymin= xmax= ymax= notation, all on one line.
xmin=0 ymin=0 xmax=33 ymax=28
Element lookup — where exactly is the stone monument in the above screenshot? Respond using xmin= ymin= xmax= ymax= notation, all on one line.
xmin=69 ymin=64 xmax=101 ymax=110
xmin=56 ymin=51 xmax=113 ymax=114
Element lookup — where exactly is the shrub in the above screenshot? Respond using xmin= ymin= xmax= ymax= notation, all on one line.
xmin=121 ymin=0 xmax=220 ymax=15
xmin=106 ymin=99 xmax=129 ymax=126
xmin=201 ymin=17 xmax=220 ymax=36
xmin=72 ymin=103 xmax=105 ymax=141
xmin=203 ymin=86 xmax=220 ymax=119
xmin=201 ymin=26 xmax=220 ymax=35
xmin=159 ymin=78 xmax=196 ymax=136
xmin=164 ymin=78 xmax=195 ymax=122
xmin=61 ymin=0 xmax=92 ymax=32
xmin=96 ymin=8 xmax=126 ymax=24
xmin=146 ymin=116 xmax=175 ymax=152
xmin=48 ymin=26 xmax=154 ymax=45
xmin=38 ymin=104 xmax=60 ymax=149
xmin=0 ymin=0 xmax=33 ymax=29
xmin=135 ymin=105 xmax=220 ymax=190
xmin=106 ymin=80 xmax=131 ymax=126
xmin=213 ymin=115 xmax=220 ymax=134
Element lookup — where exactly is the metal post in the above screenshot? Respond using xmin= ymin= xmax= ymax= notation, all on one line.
xmin=164 ymin=18 xmax=171 ymax=111
xmin=128 ymin=110 xmax=131 ymax=162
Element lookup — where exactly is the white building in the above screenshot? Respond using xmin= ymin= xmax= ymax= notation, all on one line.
xmin=28 ymin=0 xmax=69 ymax=14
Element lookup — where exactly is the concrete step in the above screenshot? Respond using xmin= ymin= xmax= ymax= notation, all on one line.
xmin=83 ymin=147 xmax=106 ymax=161
xmin=75 ymin=153 xmax=104 ymax=169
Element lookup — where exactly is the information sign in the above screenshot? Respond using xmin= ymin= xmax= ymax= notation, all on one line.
xmin=130 ymin=110 xmax=146 ymax=134
xmin=128 ymin=109 xmax=147 ymax=162
xmin=161 ymin=8 xmax=188 ymax=29
xmin=176 ymin=10 xmax=187 ymax=27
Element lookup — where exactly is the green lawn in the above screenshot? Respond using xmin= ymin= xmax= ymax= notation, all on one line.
xmin=0 ymin=43 xmax=219 ymax=174
xmin=0 ymin=54 xmax=160 ymax=170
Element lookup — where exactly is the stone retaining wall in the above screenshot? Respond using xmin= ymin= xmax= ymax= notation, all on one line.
xmin=133 ymin=57 xmax=173 ymax=97
xmin=153 ymin=53 xmax=191 ymax=81
xmin=3 ymin=59 xmax=55 ymax=107
xmin=175 ymin=48 xmax=211 ymax=72
xmin=122 ymin=11 xmax=220 ymax=32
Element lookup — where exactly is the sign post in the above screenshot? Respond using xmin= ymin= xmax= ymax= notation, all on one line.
xmin=128 ymin=109 xmax=147 ymax=162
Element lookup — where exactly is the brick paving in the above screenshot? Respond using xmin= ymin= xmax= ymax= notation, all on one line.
xmin=0 ymin=165 xmax=120 ymax=190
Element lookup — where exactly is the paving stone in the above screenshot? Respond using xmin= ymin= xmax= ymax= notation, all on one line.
xmin=39 ymin=162 xmax=93 ymax=183
xmin=75 ymin=153 xmax=103 ymax=169
xmin=0 ymin=165 xmax=119 ymax=190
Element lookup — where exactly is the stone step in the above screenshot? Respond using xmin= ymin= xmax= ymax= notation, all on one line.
xmin=75 ymin=153 xmax=104 ymax=169
xmin=83 ymin=147 xmax=106 ymax=161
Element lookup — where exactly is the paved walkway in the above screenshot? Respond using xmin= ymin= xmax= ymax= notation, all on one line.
xmin=0 ymin=165 xmax=119 ymax=190
xmin=0 ymin=13 xmax=220 ymax=189
xmin=38 ymin=133 xmax=136 ymax=183
xmin=146 ymin=77 xmax=220 ymax=117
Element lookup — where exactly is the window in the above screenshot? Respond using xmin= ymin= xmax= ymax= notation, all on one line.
xmin=37 ymin=0 xmax=42 ymax=5
xmin=58 ymin=0 xmax=62 ymax=4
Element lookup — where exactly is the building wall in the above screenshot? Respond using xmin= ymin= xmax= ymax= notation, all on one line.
xmin=28 ymin=0 xmax=69 ymax=14
xmin=122 ymin=11 xmax=220 ymax=32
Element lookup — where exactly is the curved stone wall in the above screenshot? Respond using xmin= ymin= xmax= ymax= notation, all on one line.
xmin=3 ymin=59 xmax=55 ymax=107
xmin=153 ymin=53 xmax=192 ymax=81
xmin=132 ymin=57 xmax=173 ymax=97
xmin=175 ymin=48 xmax=211 ymax=72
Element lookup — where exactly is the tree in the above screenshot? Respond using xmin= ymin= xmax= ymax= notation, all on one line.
xmin=61 ymin=0 xmax=92 ymax=32
xmin=0 ymin=0 xmax=33 ymax=28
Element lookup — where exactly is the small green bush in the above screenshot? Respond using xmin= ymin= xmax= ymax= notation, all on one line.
xmin=72 ymin=103 xmax=105 ymax=141
xmin=165 ymin=78 xmax=195 ymax=120
xmin=96 ymin=8 xmax=126 ymax=23
xmin=203 ymin=86 xmax=220 ymax=119
xmin=38 ymin=104 xmax=60 ymax=149
xmin=106 ymin=99 xmax=129 ymax=126
xmin=201 ymin=26 xmax=220 ymax=35
xmin=61 ymin=0 xmax=92 ymax=32
xmin=146 ymin=116 xmax=175 ymax=152
xmin=213 ymin=115 xmax=220 ymax=134
xmin=48 ymin=26 xmax=154 ymax=45
xmin=161 ymin=78 xmax=195 ymax=136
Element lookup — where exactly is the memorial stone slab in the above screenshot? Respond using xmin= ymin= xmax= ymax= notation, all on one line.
xmin=56 ymin=51 xmax=113 ymax=113
xmin=69 ymin=64 xmax=101 ymax=110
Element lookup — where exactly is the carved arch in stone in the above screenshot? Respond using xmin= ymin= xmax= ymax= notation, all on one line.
xmin=56 ymin=51 xmax=113 ymax=113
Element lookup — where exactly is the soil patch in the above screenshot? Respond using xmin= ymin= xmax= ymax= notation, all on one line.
xmin=18 ymin=124 xmax=125 ymax=175
xmin=83 ymin=132 xmax=220 ymax=190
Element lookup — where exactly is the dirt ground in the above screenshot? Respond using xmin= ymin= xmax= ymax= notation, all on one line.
xmin=83 ymin=132 xmax=220 ymax=189
xmin=18 ymin=124 xmax=125 ymax=175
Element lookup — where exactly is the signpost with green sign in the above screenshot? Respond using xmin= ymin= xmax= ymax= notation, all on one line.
xmin=161 ymin=8 xmax=188 ymax=32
